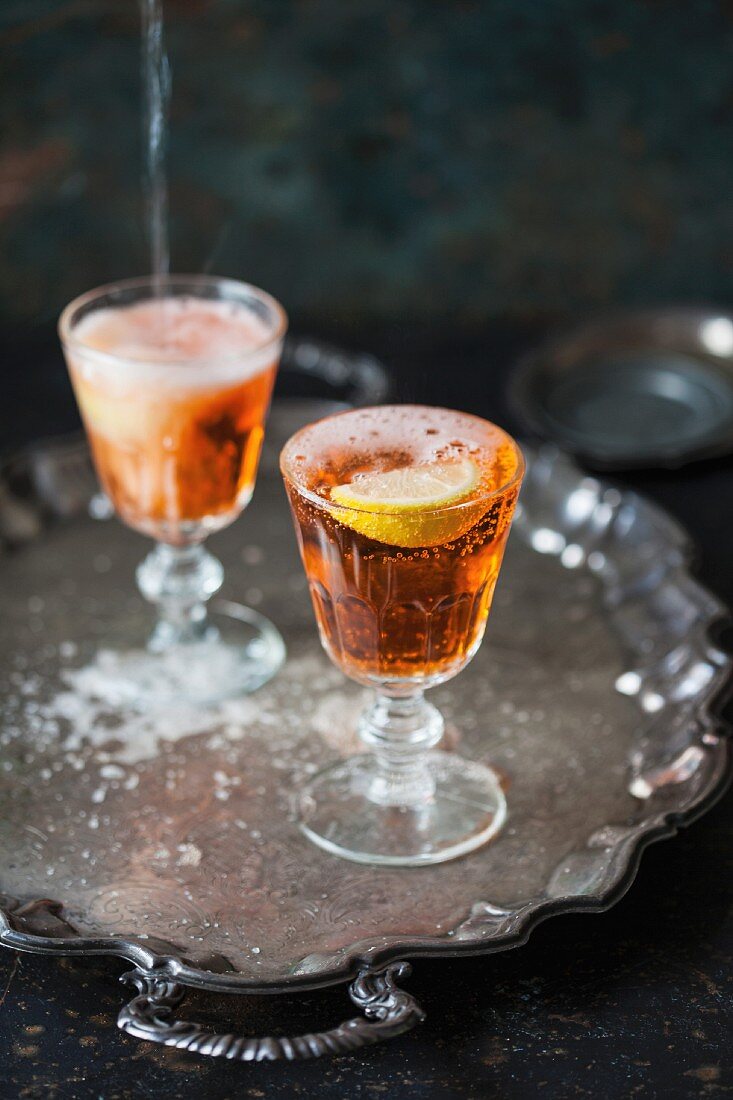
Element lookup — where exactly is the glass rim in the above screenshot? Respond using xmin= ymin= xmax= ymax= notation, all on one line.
xmin=58 ymin=273 xmax=288 ymax=369
xmin=280 ymin=406 xmax=525 ymax=518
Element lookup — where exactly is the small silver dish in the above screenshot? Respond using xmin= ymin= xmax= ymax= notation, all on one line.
xmin=511 ymin=308 xmax=733 ymax=469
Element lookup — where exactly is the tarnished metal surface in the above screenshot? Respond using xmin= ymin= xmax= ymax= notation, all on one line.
xmin=0 ymin=428 xmax=729 ymax=994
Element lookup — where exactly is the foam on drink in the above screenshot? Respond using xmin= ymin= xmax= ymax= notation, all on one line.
xmin=283 ymin=405 xmax=521 ymax=505
xmin=73 ymin=297 xmax=275 ymax=389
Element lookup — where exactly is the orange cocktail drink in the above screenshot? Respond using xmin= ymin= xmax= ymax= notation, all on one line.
xmin=281 ymin=405 xmax=524 ymax=866
xmin=283 ymin=406 xmax=522 ymax=687
xmin=59 ymin=275 xmax=287 ymax=703
xmin=65 ymin=290 xmax=279 ymax=544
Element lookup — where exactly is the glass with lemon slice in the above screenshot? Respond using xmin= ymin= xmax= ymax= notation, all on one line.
xmin=281 ymin=405 xmax=525 ymax=866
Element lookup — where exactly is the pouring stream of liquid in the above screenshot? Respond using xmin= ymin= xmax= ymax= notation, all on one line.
xmin=140 ymin=0 xmax=171 ymax=284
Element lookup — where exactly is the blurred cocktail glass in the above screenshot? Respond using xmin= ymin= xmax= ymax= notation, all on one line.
xmin=59 ymin=274 xmax=287 ymax=704
xmin=281 ymin=405 xmax=524 ymax=865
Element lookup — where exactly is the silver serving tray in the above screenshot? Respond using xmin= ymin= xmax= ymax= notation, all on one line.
xmin=0 ymin=395 xmax=730 ymax=1060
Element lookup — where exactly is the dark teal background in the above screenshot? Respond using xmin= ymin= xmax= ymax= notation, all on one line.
xmin=3 ymin=0 xmax=733 ymax=330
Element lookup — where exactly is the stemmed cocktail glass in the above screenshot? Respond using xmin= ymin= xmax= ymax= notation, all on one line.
xmin=59 ymin=274 xmax=287 ymax=705
xmin=281 ymin=405 xmax=524 ymax=866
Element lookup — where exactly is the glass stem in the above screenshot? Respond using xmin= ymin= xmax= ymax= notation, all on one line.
xmin=359 ymin=690 xmax=444 ymax=807
xmin=136 ymin=542 xmax=224 ymax=651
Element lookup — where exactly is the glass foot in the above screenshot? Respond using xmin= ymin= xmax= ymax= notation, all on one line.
xmin=80 ymin=599 xmax=285 ymax=709
xmin=298 ymin=751 xmax=507 ymax=866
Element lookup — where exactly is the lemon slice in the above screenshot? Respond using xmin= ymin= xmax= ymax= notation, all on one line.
xmin=329 ymin=458 xmax=483 ymax=548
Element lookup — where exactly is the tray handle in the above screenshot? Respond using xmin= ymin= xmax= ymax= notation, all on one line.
xmin=118 ymin=961 xmax=424 ymax=1060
